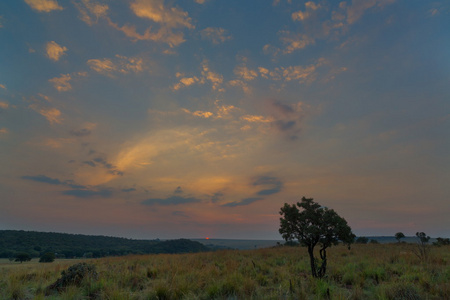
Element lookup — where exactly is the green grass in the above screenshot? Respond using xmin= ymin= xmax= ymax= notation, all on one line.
xmin=0 ymin=244 xmax=448 ymax=299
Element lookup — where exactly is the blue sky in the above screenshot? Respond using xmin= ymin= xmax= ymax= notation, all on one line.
xmin=0 ymin=0 xmax=449 ymax=239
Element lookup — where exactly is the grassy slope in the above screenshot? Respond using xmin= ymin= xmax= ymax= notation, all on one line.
xmin=0 ymin=244 xmax=448 ymax=299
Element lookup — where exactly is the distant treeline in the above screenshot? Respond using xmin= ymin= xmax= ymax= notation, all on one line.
xmin=0 ymin=230 xmax=210 ymax=259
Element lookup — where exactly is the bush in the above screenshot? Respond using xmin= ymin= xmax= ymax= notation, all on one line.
xmin=39 ymin=252 xmax=55 ymax=263
xmin=46 ymin=262 xmax=98 ymax=294
xmin=14 ymin=252 xmax=31 ymax=263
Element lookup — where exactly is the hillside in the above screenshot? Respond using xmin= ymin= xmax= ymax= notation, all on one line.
xmin=0 ymin=230 xmax=209 ymax=258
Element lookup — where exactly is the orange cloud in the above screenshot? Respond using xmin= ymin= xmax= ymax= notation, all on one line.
xmin=130 ymin=0 xmax=193 ymax=29
xmin=25 ymin=0 xmax=63 ymax=12
xmin=49 ymin=74 xmax=72 ymax=91
xmin=29 ymin=104 xmax=63 ymax=124
xmin=46 ymin=41 xmax=67 ymax=61
xmin=200 ymin=27 xmax=232 ymax=44
xmin=75 ymin=0 xmax=109 ymax=25
xmin=0 ymin=128 xmax=8 ymax=137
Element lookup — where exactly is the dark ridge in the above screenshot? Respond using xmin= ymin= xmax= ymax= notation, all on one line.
xmin=0 ymin=230 xmax=210 ymax=259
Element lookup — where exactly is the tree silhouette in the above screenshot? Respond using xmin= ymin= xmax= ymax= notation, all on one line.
xmin=15 ymin=252 xmax=31 ymax=263
xmin=279 ymin=197 xmax=355 ymax=278
xmin=395 ymin=232 xmax=405 ymax=243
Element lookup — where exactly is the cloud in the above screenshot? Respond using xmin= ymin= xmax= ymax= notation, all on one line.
xmin=202 ymin=61 xmax=224 ymax=91
xmin=46 ymin=41 xmax=67 ymax=61
xmin=122 ymin=188 xmax=136 ymax=192
xmin=130 ymin=0 xmax=193 ymax=29
xmin=25 ymin=0 xmax=63 ymax=12
xmin=241 ymin=115 xmax=273 ymax=123
xmin=234 ymin=65 xmax=258 ymax=81
xmin=173 ymin=76 xmax=201 ymax=90
xmin=63 ymin=189 xmax=112 ymax=198
xmin=182 ymin=108 xmax=213 ymax=118
xmin=21 ymin=175 xmax=85 ymax=189
xmin=200 ymin=27 xmax=232 ymax=44
xmin=0 ymin=101 xmax=9 ymax=109
xmin=267 ymin=100 xmax=306 ymax=139
xmin=0 ymin=84 xmax=6 ymax=89
xmin=173 ymin=61 xmax=224 ymax=92
xmin=69 ymin=123 xmax=96 ymax=137
xmin=49 ymin=74 xmax=72 ymax=91
xmin=211 ymin=192 xmax=224 ymax=203
xmin=271 ymin=100 xmax=295 ymax=115
xmin=28 ymin=104 xmax=63 ymax=124
xmin=253 ymin=176 xmax=283 ymax=196
xmin=0 ymin=128 xmax=9 ymax=137
xmin=142 ymin=195 xmax=201 ymax=206
xmin=83 ymin=156 xmax=124 ymax=176
xmin=281 ymin=64 xmax=317 ymax=82
xmin=22 ymin=174 xmax=115 ymax=198
xmin=106 ymin=0 xmax=194 ymax=47
xmin=74 ymin=0 xmax=109 ymax=26
xmin=87 ymin=55 xmax=144 ymax=76
xmin=222 ymin=197 xmax=263 ymax=207
xmin=346 ymin=0 xmax=395 ymax=25
xmin=195 ymin=0 xmax=207 ymax=4
xmin=279 ymin=32 xmax=315 ymax=53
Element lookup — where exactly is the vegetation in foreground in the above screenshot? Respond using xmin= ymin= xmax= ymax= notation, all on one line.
xmin=0 ymin=244 xmax=448 ymax=299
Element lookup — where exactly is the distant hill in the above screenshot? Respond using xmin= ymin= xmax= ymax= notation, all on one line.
xmin=0 ymin=230 xmax=210 ymax=258
xmin=192 ymin=236 xmax=438 ymax=250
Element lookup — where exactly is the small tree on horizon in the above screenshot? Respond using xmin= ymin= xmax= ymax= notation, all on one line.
xmin=413 ymin=231 xmax=430 ymax=261
xmin=395 ymin=232 xmax=405 ymax=243
xmin=39 ymin=252 xmax=56 ymax=263
xmin=15 ymin=252 xmax=31 ymax=263
xmin=279 ymin=197 xmax=355 ymax=278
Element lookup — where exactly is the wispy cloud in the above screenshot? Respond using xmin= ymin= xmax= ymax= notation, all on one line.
xmin=0 ymin=128 xmax=9 ymax=137
xmin=69 ymin=123 xmax=96 ymax=137
xmin=173 ymin=61 xmax=224 ymax=91
xmin=0 ymin=101 xmax=9 ymax=109
xmin=25 ymin=0 xmax=63 ymax=12
xmin=130 ymin=0 xmax=194 ymax=29
xmin=142 ymin=195 xmax=201 ymax=206
xmin=83 ymin=156 xmax=124 ymax=176
xmin=74 ymin=0 xmax=109 ymax=26
xmin=253 ymin=176 xmax=283 ymax=196
xmin=107 ymin=0 xmax=194 ymax=47
xmin=49 ymin=74 xmax=72 ymax=91
xmin=63 ymin=189 xmax=112 ymax=198
xmin=46 ymin=41 xmax=67 ymax=61
xmin=222 ymin=197 xmax=263 ymax=207
xmin=21 ymin=175 xmax=85 ymax=189
xmin=87 ymin=55 xmax=144 ymax=77
xmin=28 ymin=104 xmax=63 ymax=124
xmin=200 ymin=27 xmax=232 ymax=44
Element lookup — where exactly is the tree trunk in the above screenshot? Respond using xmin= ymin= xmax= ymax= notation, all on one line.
xmin=308 ymin=246 xmax=317 ymax=278
xmin=318 ymin=247 xmax=327 ymax=278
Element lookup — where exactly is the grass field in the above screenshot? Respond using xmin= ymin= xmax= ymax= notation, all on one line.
xmin=0 ymin=244 xmax=448 ymax=299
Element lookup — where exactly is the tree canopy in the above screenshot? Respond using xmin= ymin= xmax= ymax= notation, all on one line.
xmin=279 ymin=197 xmax=355 ymax=278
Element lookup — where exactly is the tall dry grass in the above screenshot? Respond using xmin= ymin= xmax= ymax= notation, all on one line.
xmin=0 ymin=244 xmax=448 ymax=299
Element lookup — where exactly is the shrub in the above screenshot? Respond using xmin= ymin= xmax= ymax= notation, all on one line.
xmin=39 ymin=252 xmax=55 ymax=263
xmin=46 ymin=262 xmax=98 ymax=294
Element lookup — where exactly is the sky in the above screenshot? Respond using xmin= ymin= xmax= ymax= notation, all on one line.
xmin=0 ymin=0 xmax=449 ymax=240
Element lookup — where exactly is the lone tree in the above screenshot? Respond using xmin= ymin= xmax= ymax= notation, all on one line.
xmin=413 ymin=231 xmax=430 ymax=261
xmin=279 ymin=197 xmax=355 ymax=278
xmin=395 ymin=232 xmax=405 ymax=243
xmin=15 ymin=252 xmax=32 ymax=263
xmin=39 ymin=252 xmax=56 ymax=263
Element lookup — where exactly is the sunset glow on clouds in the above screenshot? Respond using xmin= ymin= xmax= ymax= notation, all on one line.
xmin=0 ymin=0 xmax=449 ymax=239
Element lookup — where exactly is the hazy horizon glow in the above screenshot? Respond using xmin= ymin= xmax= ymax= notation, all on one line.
xmin=0 ymin=0 xmax=449 ymax=239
